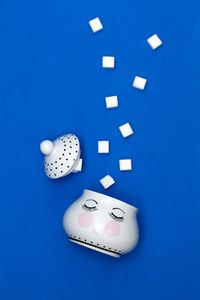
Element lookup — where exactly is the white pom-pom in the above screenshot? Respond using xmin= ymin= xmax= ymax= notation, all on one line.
xmin=40 ymin=140 xmax=54 ymax=155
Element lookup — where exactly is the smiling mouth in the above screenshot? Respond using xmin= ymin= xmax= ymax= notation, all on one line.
xmin=68 ymin=236 xmax=121 ymax=258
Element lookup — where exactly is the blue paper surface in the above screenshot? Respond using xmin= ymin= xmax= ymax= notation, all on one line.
xmin=0 ymin=0 xmax=199 ymax=299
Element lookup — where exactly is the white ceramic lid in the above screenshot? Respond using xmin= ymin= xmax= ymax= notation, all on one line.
xmin=40 ymin=134 xmax=80 ymax=179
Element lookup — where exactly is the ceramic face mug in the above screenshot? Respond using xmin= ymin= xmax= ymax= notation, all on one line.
xmin=63 ymin=190 xmax=139 ymax=258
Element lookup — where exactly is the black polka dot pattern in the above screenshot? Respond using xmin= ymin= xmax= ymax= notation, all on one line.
xmin=68 ymin=234 xmax=123 ymax=256
xmin=44 ymin=134 xmax=80 ymax=179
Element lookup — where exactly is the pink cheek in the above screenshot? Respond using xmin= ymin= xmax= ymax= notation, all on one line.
xmin=105 ymin=220 xmax=121 ymax=237
xmin=78 ymin=212 xmax=93 ymax=228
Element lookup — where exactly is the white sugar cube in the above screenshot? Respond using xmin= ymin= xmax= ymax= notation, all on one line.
xmin=98 ymin=141 xmax=109 ymax=153
xmin=73 ymin=158 xmax=83 ymax=172
xmin=102 ymin=56 xmax=115 ymax=69
xmin=133 ymin=76 xmax=147 ymax=90
xmin=89 ymin=17 xmax=103 ymax=33
xmin=147 ymin=34 xmax=162 ymax=50
xmin=105 ymin=96 xmax=119 ymax=109
xmin=119 ymin=159 xmax=132 ymax=171
xmin=100 ymin=175 xmax=115 ymax=189
xmin=119 ymin=123 xmax=134 ymax=138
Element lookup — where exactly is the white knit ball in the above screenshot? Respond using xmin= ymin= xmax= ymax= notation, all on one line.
xmin=40 ymin=140 xmax=54 ymax=155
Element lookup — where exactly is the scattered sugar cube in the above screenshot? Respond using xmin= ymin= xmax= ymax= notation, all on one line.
xmin=100 ymin=175 xmax=115 ymax=189
xmin=89 ymin=17 xmax=103 ymax=33
xmin=73 ymin=158 xmax=83 ymax=172
xmin=133 ymin=76 xmax=147 ymax=90
xmin=102 ymin=56 xmax=115 ymax=69
xmin=105 ymin=96 xmax=119 ymax=109
xmin=98 ymin=141 xmax=109 ymax=153
xmin=119 ymin=123 xmax=134 ymax=138
xmin=147 ymin=34 xmax=162 ymax=50
xmin=119 ymin=159 xmax=132 ymax=171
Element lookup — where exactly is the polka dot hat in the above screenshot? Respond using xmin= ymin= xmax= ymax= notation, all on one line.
xmin=40 ymin=134 xmax=80 ymax=179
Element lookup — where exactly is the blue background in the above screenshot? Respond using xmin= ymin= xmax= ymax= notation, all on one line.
xmin=0 ymin=0 xmax=199 ymax=299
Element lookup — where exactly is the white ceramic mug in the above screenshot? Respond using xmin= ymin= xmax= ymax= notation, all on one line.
xmin=63 ymin=190 xmax=139 ymax=258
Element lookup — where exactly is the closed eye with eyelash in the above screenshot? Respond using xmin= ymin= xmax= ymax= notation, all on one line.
xmin=109 ymin=212 xmax=124 ymax=222
xmin=82 ymin=204 xmax=98 ymax=211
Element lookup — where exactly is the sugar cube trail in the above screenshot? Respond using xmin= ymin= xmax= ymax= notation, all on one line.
xmin=73 ymin=159 xmax=83 ymax=172
xmin=102 ymin=56 xmax=115 ymax=69
xmin=100 ymin=175 xmax=115 ymax=189
xmin=147 ymin=34 xmax=162 ymax=50
xmin=133 ymin=76 xmax=147 ymax=90
xmin=105 ymin=96 xmax=119 ymax=109
xmin=98 ymin=141 xmax=109 ymax=154
xmin=89 ymin=17 xmax=103 ymax=33
xmin=119 ymin=159 xmax=132 ymax=171
xmin=88 ymin=18 xmax=163 ymax=185
xmin=119 ymin=123 xmax=134 ymax=138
